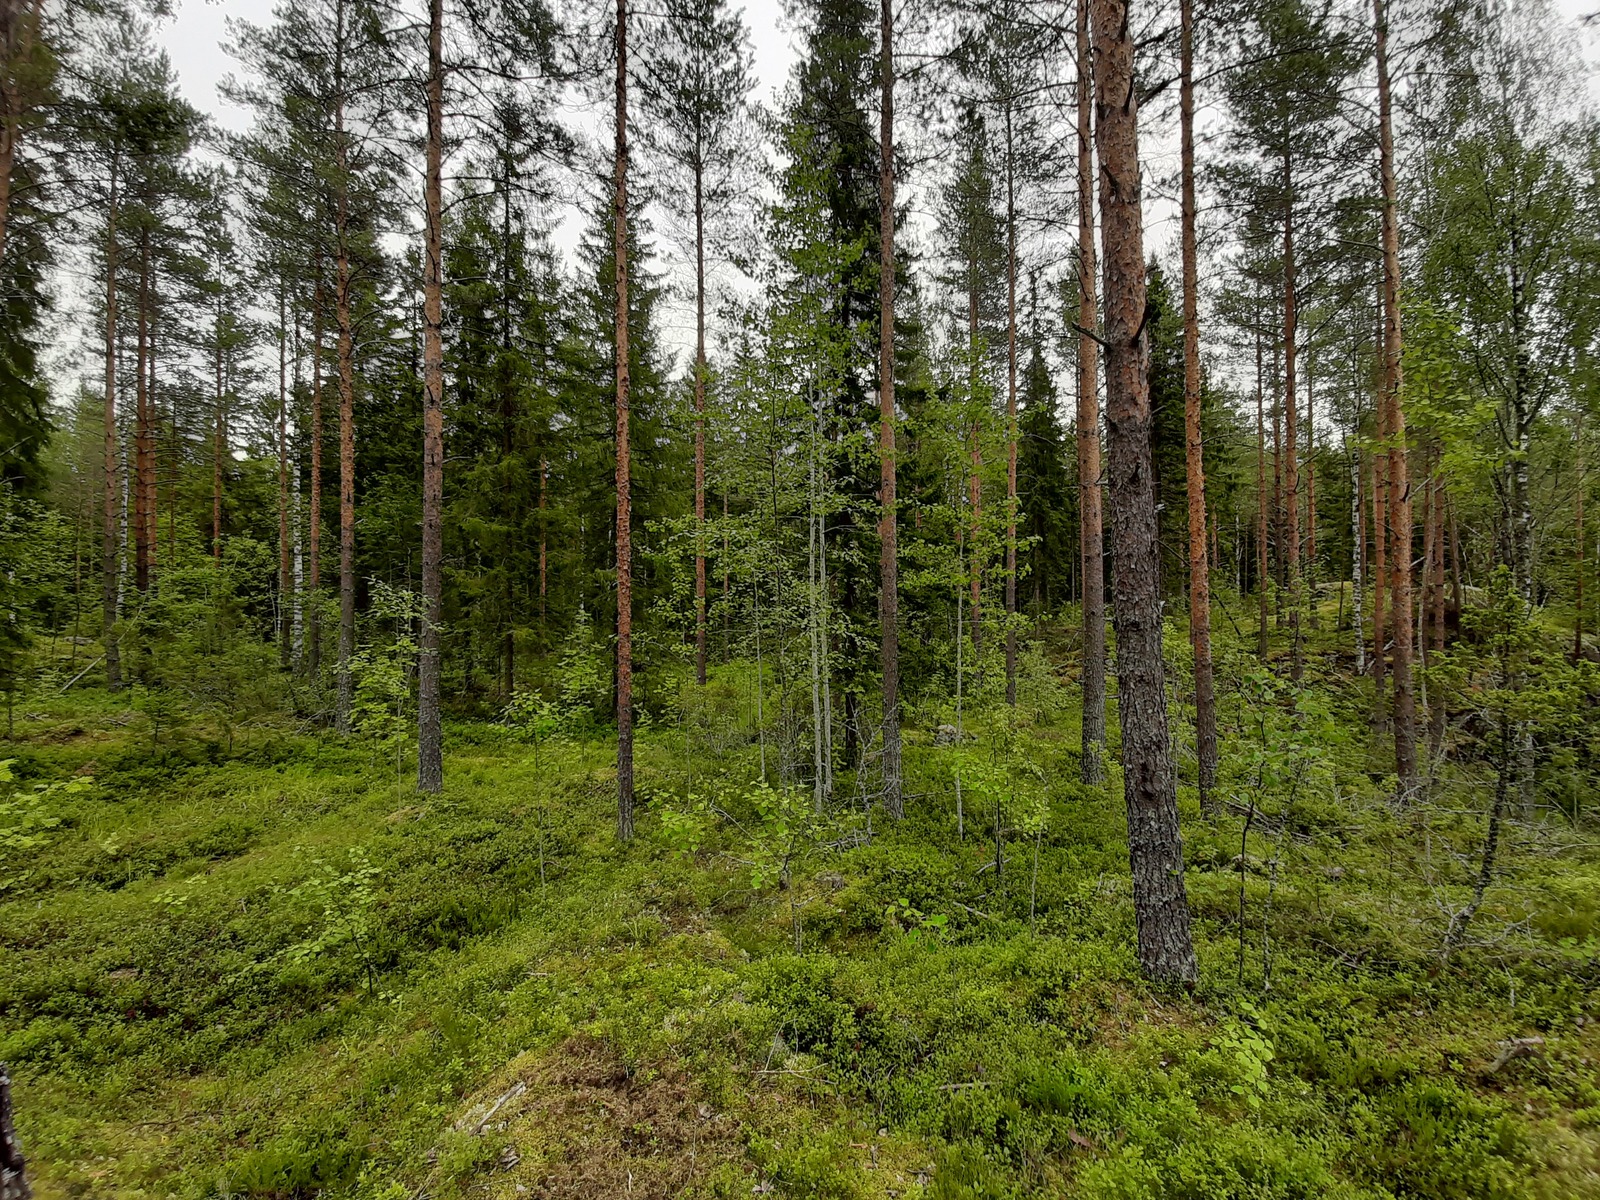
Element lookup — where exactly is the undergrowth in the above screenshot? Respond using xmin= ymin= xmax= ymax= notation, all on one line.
xmin=2 ymin=637 xmax=1598 ymax=1199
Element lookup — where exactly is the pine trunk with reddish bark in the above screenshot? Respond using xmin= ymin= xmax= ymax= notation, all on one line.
xmin=694 ymin=168 xmax=708 ymax=686
xmin=1282 ymin=155 xmax=1302 ymax=679
xmin=1256 ymin=324 xmax=1269 ymax=658
xmin=0 ymin=0 xmax=42 ymax=268
xmin=1373 ymin=377 xmax=1388 ymax=732
xmin=212 ymin=291 xmax=225 ymax=563
xmin=418 ymin=0 xmax=445 ymax=793
xmin=1091 ymin=0 xmax=1197 ymax=986
xmin=1004 ymin=106 xmax=1019 ymax=707
xmin=134 ymin=232 xmax=152 ymax=596
xmin=614 ymin=0 xmax=636 ymax=839
xmin=1180 ymin=0 xmax=1216 ymax=806
xmin=335 ymin=97 xmax=357 ymax=734
xmin=102 ymin=157 xmax=122 ymax=690
xmin=277 ymin=285 xmax=292 ymax=671
xmin=1075 ymin=0 xmax=1106 ymax=783
xmin=309 ymin=269 xmax=324 ymax=682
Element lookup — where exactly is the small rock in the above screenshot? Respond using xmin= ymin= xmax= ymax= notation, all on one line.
xmin=697 ymin=1103 xmax=713 ymax=1120
xmin=934 ymin=724 xmax=961 ymax=745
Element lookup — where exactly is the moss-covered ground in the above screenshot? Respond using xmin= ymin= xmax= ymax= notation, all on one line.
xmin=3 ymin=630 xmax=1599 ymax=1199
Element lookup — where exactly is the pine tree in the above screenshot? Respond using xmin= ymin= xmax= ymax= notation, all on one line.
xmin=1075 ymin=0 xmax=1106 ymax=784
xmin=1180 ymin=0 xmax=1217 ymax=808
xmin=639 ymin=0 xmax=753 ymax=687
xmin=1091 ymin=0 xmax=1197 ymax=987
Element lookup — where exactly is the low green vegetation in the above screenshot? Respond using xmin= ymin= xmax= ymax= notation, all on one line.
xmin=3 ymin=607 xmax=1597 ymax=1200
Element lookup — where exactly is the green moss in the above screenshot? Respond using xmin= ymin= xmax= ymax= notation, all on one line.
xmin=1 ymin=682 xmax=1596 ymax=1200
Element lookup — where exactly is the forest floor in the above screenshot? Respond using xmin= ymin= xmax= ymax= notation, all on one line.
xmin=3 ymin=633 xmax=1600 ymax=1199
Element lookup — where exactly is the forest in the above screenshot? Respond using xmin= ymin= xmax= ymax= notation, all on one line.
xmin=1 ymin=0 xmax=1599 ymax=1192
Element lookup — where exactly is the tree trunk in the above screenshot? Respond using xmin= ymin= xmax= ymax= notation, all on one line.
xmin=969 ymin=419 xmax=982 ymax=661
xmin=212 ymin=287 xmax=225 ymax=564
xmin=1428 ymin=471 xmax=1447 ymax=764
xmin=1376 ymin=0 xmax=1417 ymax=800
xmin=418 ymin=0 xmax=445 ymax=794
xmin=1282 ymin=153 xmax=1302 ymax=680
xmin=1256 ymin=321 xmax=1268 ymax=658
xmin=496 ymin=159 xmax=515 ymax=699
xmin=1351 ymin=438 xmax=1365 ymax=676
xmin=1075 ymin=0 xmax=1106 ymax=784
xmin=694 ymin=164 xmax=708 ymax=686
xmin=1180 ymin=0 xmax=1216 ymax=808
xmin=309 ymin=265 xmax=324 ymax=684
xmin=278 ymin=283 xmax=292 ymax=671
xmin=1574 ymin=413 xmax=1584 ymax=664
xmin=614 ymin=0 xmax=636 ymax=840
xmin=878 ymin=0 xmax=902 ymax=818
xmin=335 ymin=97 xmax=357 ymax=735
xmin=1372 ymin=402 xmax=1388 ymax=733
xmin=1004 ymin=104 xmax=1019 ymax=706
xmin=0 ymin=1059 xmax=30 ymax=1200
xmin=1306 ymin=365 xmax=1317 ymax=631
xmin=101 ymin=156 xmax=121 ymax=691
xmin=539 ymin=457 xmax=547 ymax=640
xmin=1092 ymin=0 xmax=1197 ymax=986
xmin=0 ymin=0 xmax=42 ymax=268
xmin=134 ymin=230 xmax=152 ymax=596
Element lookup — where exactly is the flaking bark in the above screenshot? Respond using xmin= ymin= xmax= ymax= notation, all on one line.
xmin=1091 ymin=0 xmax=1198 ymax=987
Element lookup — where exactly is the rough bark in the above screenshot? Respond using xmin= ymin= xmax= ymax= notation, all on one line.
xmin=418 ymin=0 xmax=445 ymax=794
xmin=1092 ymin=0 xmax=1198 ymax=987
xmin=969 ymin=420 xmax=982 ymax=661
xmin=1575 ymin=419 xmax=1585 ymax=663
xmin=102 ymin=158 xmax=122 ymax=691
xmin=1427 ymin=467 xmax=1447 ymax=764
xmin=0 ymin=0 xmax=42 ymax=268
xmin=1373 ymin=406 xmax=1389 ymax=732
xmin=277 ymin=284 xmax=292 ymax=671
xmin=1272 ymin=353 xmax=1283 ymax=610
xmin=878 ymin=0 xmax=902 ymax=818
xmin=1306 ymin=370 xmax=1317 ymax=631
xmin=694 ymin=165 xmax=708 ymax=686
xmin=1351 ymin=439 xmax=1365 ymax=676
xmin=538 ymin=457 xmax=547 ymax=638
xmin=1256 ymin=323 xmax=1269 ymax=658
xmin=1180 ymin=0 xmax=1216 ymax=807
xmin=335 ymin=92 xmax=357 ymax=735
xmin=614 ymin=0 xmax=636 ymax=840
xmin=134 ymin=231 xmax=152 ymax=595
xmin=309 ymin=268 xmax=324 ymax=682
xmin=212 ymin=287 xmax=225 ymax=563
xmin=0 ymin=1060 xmax=30 ymax=1200
xmin=1075 ymin=0 xmax=1106 ymax=784
xmin=1376 ymin=0 xmax=1417 ymax=799
xmin=1004 ymin=105 xmax=1019 ymax=707
xmin=1282 ymin=154 xmax=1302 ymax=680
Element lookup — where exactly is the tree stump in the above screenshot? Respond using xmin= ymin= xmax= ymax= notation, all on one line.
xmin=0 ymin=1063 xmax=30 ymax=1200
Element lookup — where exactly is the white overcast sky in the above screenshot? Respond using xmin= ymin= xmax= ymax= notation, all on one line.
xmin=130 ymin=0 xmax=1600 ymax=393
